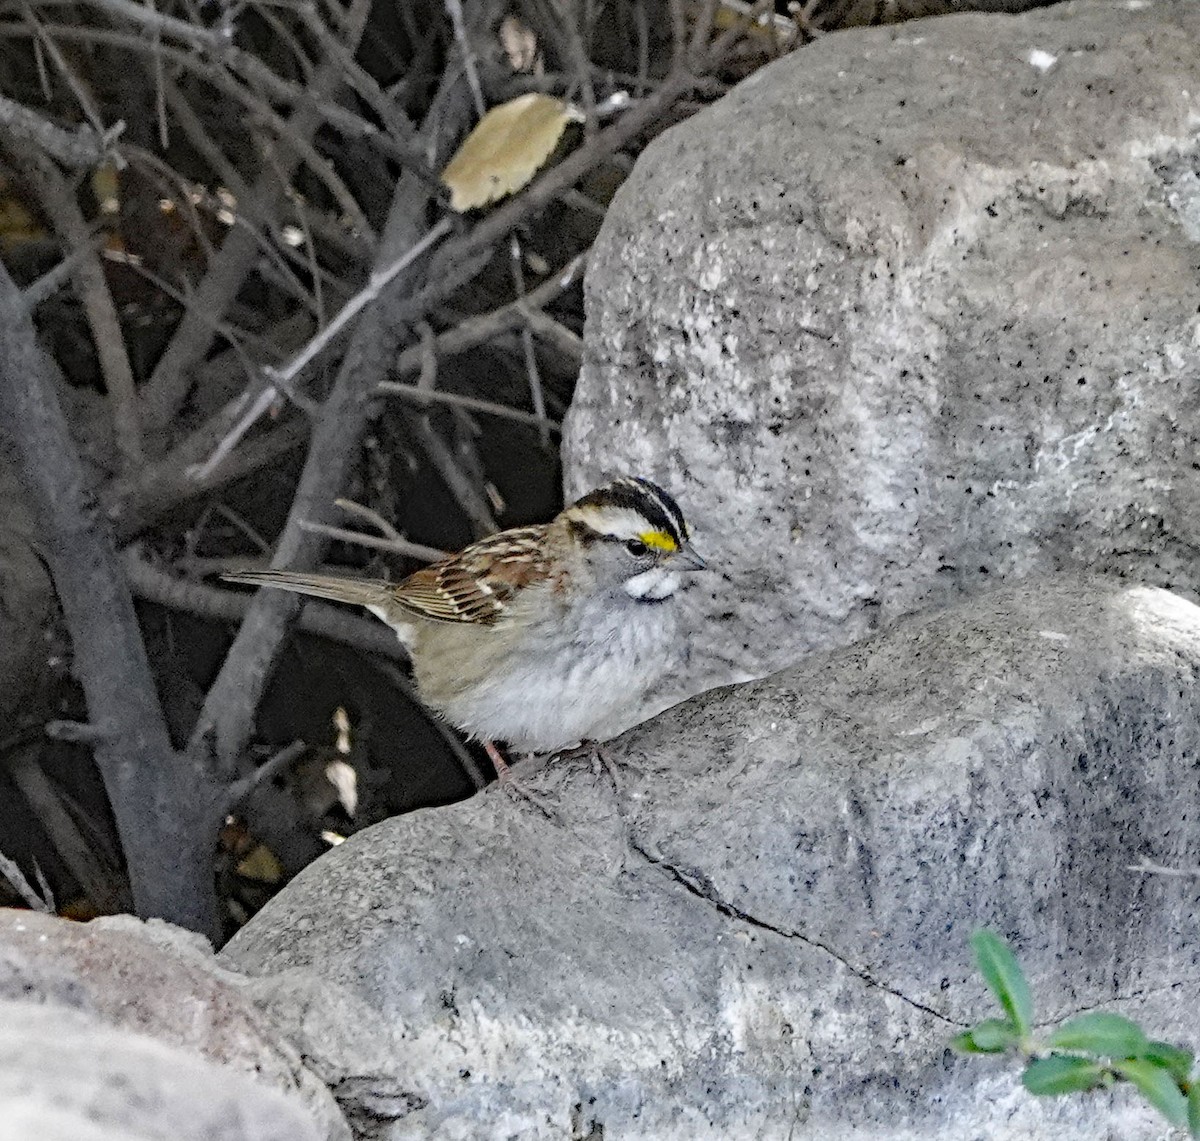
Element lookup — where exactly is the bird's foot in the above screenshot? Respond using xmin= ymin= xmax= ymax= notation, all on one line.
xmin=554 ymin=740 xmax=622 ymax=793
xmin=483 ymin=740 xmax=559 ymax=821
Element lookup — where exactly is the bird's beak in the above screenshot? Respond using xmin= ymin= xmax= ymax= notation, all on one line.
xmin=670 ymin=541 xmax=707 ymax=571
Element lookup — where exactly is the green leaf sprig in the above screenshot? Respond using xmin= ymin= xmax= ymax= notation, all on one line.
xmin=953 ymin=929 xmax=1198 ymax=1135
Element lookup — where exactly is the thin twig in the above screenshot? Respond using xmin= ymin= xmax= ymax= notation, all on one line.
xmin=334 ymin=496 xmax=403 ymax=540
xmin=31 ymin=861 xmax=56 ymax=914
xmin=409 ymin=414 xmax=499 ymax=537
xmin=8 ymin=742 xmax=127 ymax=912
xmin=0 ymin=849 xmax=54 ymax=913
xmin=378 ymin=380 xmax=562 ymax=431
xmin=0 ymin=92 xmax=121 ymax=167
xmin=297 ymin=519 xmax=448 ymax=562
xmin=389 ymin=251 xmax=586 ymax=379
xmin=123 ymin=547 xmax=411 ymax=662
xmin=225 ymin=738 xmax=308 ymax=810
xmin=415 ymin=319 xmax=437 ymax=391
xmin=689 ymin=0 xmax=721 ymax=59
xmin=21 ymin=233 xmax=107 ymax=307
xmin=634 ymin=0 xmax=650 ymax=95
xmin=520 ymin=305 xmax=584 ymax=365
xmin=2 ymin=136 xmax=144 ymax=468
xmin=18 ymin=0 xmax=110 ymax=138
xmin=214 ymin=502 xmax=272 ymax=554
xmin=555 ymin=0 xmax=599 ymax=137
xmin=187 ymin=379 xmax=285 ymax=483
xmin=444 ymin=0 xmax=486 ymax=117
xmin=264 ymin=217 xmax=453 ymax=390
xmin=509 ymin=234 xmax=550 ymax=445
xmin=44 ymin=720 xmax=109 ymax=743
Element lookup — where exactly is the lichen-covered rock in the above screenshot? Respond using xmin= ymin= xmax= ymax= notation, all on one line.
xmin=565 ymin=0 xmax=1200 ymax=697
xmin=223 ymin=577 xmax=1200 ymax=1139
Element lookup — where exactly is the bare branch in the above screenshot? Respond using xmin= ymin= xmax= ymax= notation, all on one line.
xmin=388 ymin=251 xmax=586 ymax=379
xmin=188 ymin=171 xmax=444 ymax=775
xmin=1 ymin=134 xmax=144 ymax=468
xmin=137 ymin=0 xmax=376 ymax=429
xmin=0 ymin=92 xmax=121 ymax=168
xmin=263 ymin=218 xmax=454 ymax=391
xmin=0 ymin=849 xmax=54 ymax=913
xmin=0 ymin=257 xmax=222 ymax=936
xmin=377 ymin=380 xmax=562 ymax=431
xmin=296 ymin=518 xmax=447 ymax=563
xmin=21 ymin=233 xmax=107 ymax=307
xmin=409 ymin=414 xmax=499 ymax=537
xmin=123 ymin=547 xmax=411 ymax=662
xmin=444 ymin=0 xmax=486 ymax=117
xmin=333 ymin=496 xmax=405 ymax=541
xmin=509 ymin=235 xmax=550 ymax=445
xmin=8 ymin=742 xmax=129 ymax=912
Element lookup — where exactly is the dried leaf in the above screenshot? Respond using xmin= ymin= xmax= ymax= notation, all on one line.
xmin=441 ymin=94 xmax=577 ymax=213
xmin=325 ymin=758 xmax=358 ymax=817
xmin=236 ymin=843 xmax=284 ymax=884
xmin=333 ymin=705 xmax=352 ymax=754
xmin=499 ymin=14 xmax=539 ymax=72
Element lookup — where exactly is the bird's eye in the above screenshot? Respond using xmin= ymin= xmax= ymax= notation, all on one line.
xmin=625 ymin=538 xmax=649 ymax=556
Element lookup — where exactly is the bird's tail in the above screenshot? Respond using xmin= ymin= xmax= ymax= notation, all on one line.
xmin=221 ymin=568 xmax=394 ymax=611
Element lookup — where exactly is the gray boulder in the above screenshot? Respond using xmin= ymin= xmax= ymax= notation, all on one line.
xmin=223 ymin=576 xmax=1200 ymax=1139
xmin=564 ymin=0 xmax=1200 ymax=697
xmin=0 ymin=1002 xmax=322 ymax=1141
xmin=0 ymin=911 xmax=349 ymax=1141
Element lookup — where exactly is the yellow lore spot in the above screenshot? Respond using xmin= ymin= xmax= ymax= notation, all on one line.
xmin=640 ymin=531 xmax=678 ymax=553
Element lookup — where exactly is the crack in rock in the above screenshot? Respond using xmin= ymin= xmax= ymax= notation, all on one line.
xmin=628 ymin=837 xmax=965 ymax=1029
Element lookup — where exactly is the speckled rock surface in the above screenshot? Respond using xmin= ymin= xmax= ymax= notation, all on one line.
xmin=0 ymin=1001 xmax=323 ymax=1141
xmin=223 ymin=577 xmax=1200 ymax=1139
xmin=564 ymin=0 xmax=1200 ymax=698
xmin=0 ymin=911 xmax=349 ymax=1141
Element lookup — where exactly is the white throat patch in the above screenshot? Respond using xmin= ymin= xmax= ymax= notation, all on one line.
xmin=624 ymin=568 xmax=681 ymax=601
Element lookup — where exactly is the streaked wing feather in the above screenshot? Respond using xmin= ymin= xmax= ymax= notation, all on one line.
xmin=389 ymin=525 xmax=552 ymax=625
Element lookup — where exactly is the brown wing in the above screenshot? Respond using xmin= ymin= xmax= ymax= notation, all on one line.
xmin=389 ymin=525 xmax=553 ymax=625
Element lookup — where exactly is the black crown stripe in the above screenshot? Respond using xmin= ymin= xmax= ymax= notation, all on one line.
xmin=572 ymin=476 xmax=688 ymax=543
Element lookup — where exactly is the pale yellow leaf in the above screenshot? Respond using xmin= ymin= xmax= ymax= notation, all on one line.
xmin=441 ymin=94 xmax=576 ymax=213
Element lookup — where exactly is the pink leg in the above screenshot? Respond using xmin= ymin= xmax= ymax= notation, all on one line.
xmin=483 ymin=739 xmax=511 ymax=781
xmin=482 ymin=739 xmax=558 ymax=819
